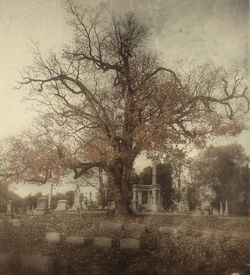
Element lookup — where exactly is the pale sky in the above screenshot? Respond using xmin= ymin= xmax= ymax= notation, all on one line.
xmin=1 ymin=0 xmax=249 ymax=196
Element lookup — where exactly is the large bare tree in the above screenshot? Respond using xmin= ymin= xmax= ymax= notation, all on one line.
xmin=19 ymin=1 xmax=249 ymax=213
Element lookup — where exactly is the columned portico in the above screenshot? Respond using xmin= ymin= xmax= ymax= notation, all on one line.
xmin=132 ymin=162 xmax=162 ymax=212
xmin=132 ymin=184 xmax=161 ymax=211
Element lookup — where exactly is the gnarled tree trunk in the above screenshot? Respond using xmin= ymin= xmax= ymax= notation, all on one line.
xmin=114 ymin=178 xmax=131 ymax=214
xmin=108 ymin=161 xmax=134 ymax=215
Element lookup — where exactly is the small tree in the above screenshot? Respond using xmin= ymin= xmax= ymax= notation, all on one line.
xmin=190 ymin=143 xmax=249 ymax=215
xmin=163 ymin=147 xmax=190 ymax=196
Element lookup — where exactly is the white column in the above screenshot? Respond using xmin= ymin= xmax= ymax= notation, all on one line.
xmin=152 ymin=161 xmax=157 ymax=186
xmin=158 ymin=190 xmax=162 ymax=210
xmin=219 ymin=201 xmax=223 ymax=216
xmin=224 ymin=200 xmax=229 ymax=216
xmin=132 ymin=188 xmax=136 ymax=203
xmin=132 ymin=188 xmax=136 ymax=210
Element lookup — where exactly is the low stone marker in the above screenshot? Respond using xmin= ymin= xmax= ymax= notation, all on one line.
xmin=70 ymin=187 xmax=82 ymax=211
xmin=125 ymin=223 xmax=146 ymax=232
xmin=94 ymin=237 xmax=112 ymax=248
xmin=99 ymin=222 xmax=123 ymax=231
xmin=21 ymin=255 xmax=53 ymax=274
xmin=66 ymin=235 xmax=86 ymax=245
xmin=55 ymin=199 xmax=69 ymax=211
xmin=36 ymin=196 xmax=48 ymax=211
xmin=194 ymin=207 xmax=202 ymax=216
xmin=158 ymin=226 xmax=179 ymax=234
xmin=45 ymin=232 xmax=61 ymax=243
xmin=6 ymin=200 xmax=13 ymax=216
xmin=120 ymin=238 xmax=140 ymax=250
xmin=212 ymin=208 xmax=219 ymax=216
xmin=203 ymin=210 xmax=210 ymax=216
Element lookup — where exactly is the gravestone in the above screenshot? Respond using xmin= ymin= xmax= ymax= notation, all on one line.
xmin=125 ymin=223 xmax=146 ymax=232
xmin=55 ymin=199 xmax=69 ymax=211
xmin=99 ymin=222 xmax=123 ymax=231
xmin=45 ymin=232 xmax=61 ymax=243
xmin=81 ymin=197 xmax=88 ymax=210
xmin=94 ymin=237 xmax=112 ymax=248
xmin=6 ymin=200 xmax=13 ymax=216
xmin=120 ymin=238 xmax=140 ymax=250
xmin=158 ymin=226 xmax=179 ymax=235
xmin=70 ymin=186 xmax=82 ymax=211
xmin=224 ymin=199 xmax=229 ymax=216
xmin=36 ymin=196 xmax=48 ymax=211
xmin=177 ymin=200 xmax=189 ymax=213
xmin=66 ymin=235 xmax=86 ymax=245
xmin=109 ymin=201 xmax=116 ymax=210
xmin=194 ymin=207 xmax=202 ymax=216
xmin=212 ymin=208 xmax=219 ymax=216
xmin=203 ymin=210 xmax=210 ymax=216
xmin=177 ymin=187 xmax=190 ymax=213
xmin=219 ymin=201 xmax=224 ymax=216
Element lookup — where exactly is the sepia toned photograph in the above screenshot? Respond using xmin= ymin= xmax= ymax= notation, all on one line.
xmin=0 ymin=0 xmax=249 ymax=274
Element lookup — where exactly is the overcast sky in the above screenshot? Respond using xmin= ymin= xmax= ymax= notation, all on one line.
xmin=1 ymin=0 xmax=249 ymax=196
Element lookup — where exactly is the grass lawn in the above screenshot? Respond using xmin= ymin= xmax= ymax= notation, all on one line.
xmin=0 ymin=213 xmax=250 ymax=274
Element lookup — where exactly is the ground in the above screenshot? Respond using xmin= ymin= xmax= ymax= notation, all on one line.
xmin=0 ymin=213 xmax=250 ymax=274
